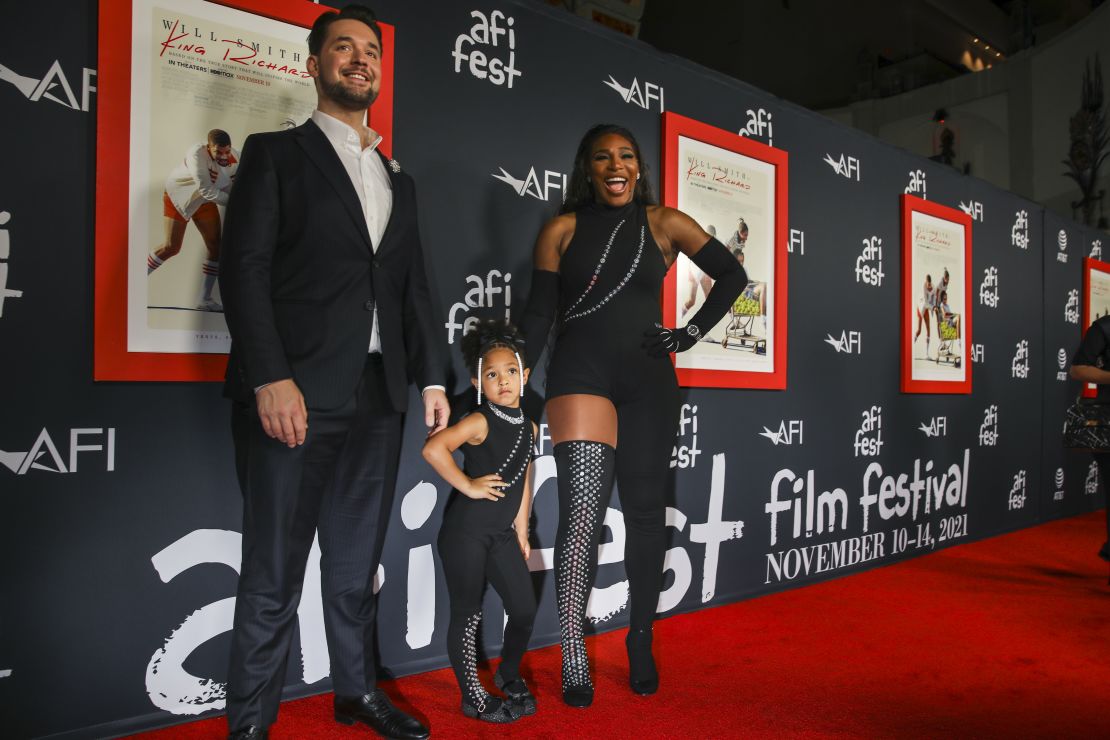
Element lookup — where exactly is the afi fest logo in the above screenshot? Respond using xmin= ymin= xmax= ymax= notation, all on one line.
xmin=0 ymin=58 xmax=96 ymax=112
xmin=979 ymin=405 xmax=999 ymax=446
xmin=918 ymin=416 xmax=947 ymax=438
xmin=1054 ymin=467 xmax=1065 ymax=501
xmin=823 ymin=152 xmax=860 ymax=181
xmin=0 ymin=211 xmax=23 ymax=318
xmin=979 ymin=266 xmax=999 ymax=307
xmin=671 ymin=404 xmax=701 ymax=469
xmin=452 ymin=9 xmax=521 ymax=88
xmin=971 ymin=343 xmax=985 ymax=364
xmin=853 ymin=406 xmax=883 ymax=457
xmin=444 ymin=270 xmax=511 ymax=344
xmin=1011 ymin=340 xmax=1030 ymax=379
xmin=825 ymin=330 xmax=862 ymax=354
xmin=1057 ymin=348 xmax=1069 ymax=381
xmin=492 ymin=165 xmax=566 ymax=202
xmin=1092 ymin=239 xmax=1104 ymax=260
xmin=855 ymin=236 xmax=883 ymax=286
xmin=1057 ymin=229 xmax=1068 ymax=263
xmin=788 ymin=228 xmax=805 ymax=255
xmin=1008 ymin=470 xmax=1027 ymax=510
xmin=759 ymin=420 xmax=804 ymax=446
xmin=1086 ymin=461 xmax=1099 ymax=495
xmin=1 ymin=427 xmax=116 ymax=475
xmin=905 ymin=169 xmax=927 ymax=198
xmin=1011 ymin=210 xmax=1029 ymax=249
xmin=738 ymin=108 xmax=774 ymax=147
xmin=1065 ymin=288 xmax=1080 ymax=324
xmin=958 ymin=200 xmax=984 ymax=222
xmin=602 ymin=74 xmax=664 ymax=111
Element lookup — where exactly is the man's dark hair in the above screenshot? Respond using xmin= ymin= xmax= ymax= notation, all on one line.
xmin=307 ymin=5 xmax=383 ymax=56
xmin=207 ymin=129 xmax=231 ymax=147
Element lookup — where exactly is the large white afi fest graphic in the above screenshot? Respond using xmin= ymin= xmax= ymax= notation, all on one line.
xmin=0 ymin=211 xmax=23 ymax=319
xmin=444 ymin=269 xmax=512 ymax=344
xmin=0 ymin=58 xmax=96 ymax=111
xmin=452 ymin=9 xmax=521 ymax=88
xmin=146 ymin=447 xmax=746 ymax=714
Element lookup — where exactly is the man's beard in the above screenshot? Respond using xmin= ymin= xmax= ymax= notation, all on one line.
xmin=321 ymin=75 xmax=377 ymax=110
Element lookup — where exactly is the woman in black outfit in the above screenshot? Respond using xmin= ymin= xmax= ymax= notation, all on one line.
xmin=519 ymin=124 xmax=747 ymax=706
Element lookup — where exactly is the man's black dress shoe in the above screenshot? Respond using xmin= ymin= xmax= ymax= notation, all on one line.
xmin=334 ymin=689 xmax=430 ymax=739
xmin=227 ymin=725 xmax=267 ymax=740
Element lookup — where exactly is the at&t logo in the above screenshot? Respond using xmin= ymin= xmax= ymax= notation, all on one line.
xmin=452 ymin=9 xmax=521 ymax=88
xmin=0 ymin=58 xmax=96 ymax=112
xmin=855 ymin=236 xmax=883 ymax=286
xmin=1053 ymin=467 xmax=1065 ymax=501
xmin=1008 ymin=470 xmax=1027 ymax=510
xmin=1057 ymin=229 xmax=1068 ymax=263
xmin=971 ymin=343 xmax=985 ymax=363
xmin=738 ymin=108 xmax=774 ymax=146
xmin=444 ymin=270 xmax=511 ymax=344
xmin=1092 ymin=239 xmax=1103 ymax=260
xmin=759 ymin=420 xmax=803 ymax=446
xmin=825 ymin=330 xmax=862 ymax=354
xmin=979 ymin=405 xmax=998 ymax=446
xmin=1086 ymin=461 xmax=1099 ymax=495
xmin=671 ymin=404 xmax=702 ymax=469
xmin=823 ymin=152 xmax=860 ymax=181
xmin=918 ymin=416 xmax=947 ymax=437
xmin=788 ymin=228 xmax=805 ymax=255
xmin=853 ymin=406 xmax=883 ymax=457
xmin=492 ymin=165 xmax=566 ymax=201
xmin=1065 ymin=289 xmax=1080 ymax=324
xmin=1011 ymin=210 xmax=1029 ymax=249
xmin=905 ymin=169 xmax=927 ymax=198
xmin=603 ymin=75 xmax=664 ymax=111
xmin=0 ymin=211 xmax=23 ymax=318
xmin=1 ymin=427 xmax=116 ymax=475
xmin=978 ymin=266 xmax=998 ymax=307
xmin=958 ymin=200 xmax=984 ymax=222
xmin=1057 ymin=348 xmax=1069 ymax=381
xmin=1011 ymin=340 xmax=1030 ymax=379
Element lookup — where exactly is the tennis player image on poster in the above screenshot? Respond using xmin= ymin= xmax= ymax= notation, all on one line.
xmin=909 ymin=209 xmax=967 ymax=382
xmin=126 ymin=0 xmax=317 ymax=354
xmin=673 ymin=135 xmax=776 ymax=375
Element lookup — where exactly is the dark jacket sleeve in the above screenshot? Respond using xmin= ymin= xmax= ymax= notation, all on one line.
xmin=401 ymin=176 xmax=446 ymax=389
xmin=219 ymin=134 xmax=291 ymax=389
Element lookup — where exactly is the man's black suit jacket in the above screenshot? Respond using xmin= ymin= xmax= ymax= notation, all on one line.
xmin=220 ymin=119 xmax=444 ymax=412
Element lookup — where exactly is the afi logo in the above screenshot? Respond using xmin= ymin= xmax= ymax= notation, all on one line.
xmin=978 ymin=266 xmax=999 ymax=307
xmin=603 ymin=75 xmax=664 ymax=111
xmin=918 ymin=417 xmax=947 ymax=438
xmin=759 ymin=420 xmax=804 ymax=446
xmin=1008 ymin=470 xmax=1027 ymax=510
xmin=1057 ymin=229 xmax=1068 ymax=263
xmin=1 ymin=427 xmax=116 ymax=475
xmin=492 ymin=166 xmax=566 ymax=202
xmin=1065 ymin=289 xmax=1080 ymax=324
xmin=823 ymin=153 xmax=860 ymax=181
xmin=1011 ymin=210 xmax=1029 ymax=249
xmin=738 ymin=108 xmax=774 ymax=146
xmin=0 ymin=58 xmax=97 ymax=112
xmin=979 ymin=405 xmax=999 ymax=446
xmin=671 ymin=404 xmax=702 ymax=469
xmin=1092 ymin=239 xmax=1104 ymax=260
xmin=958 ymin=200 xmax=984 ymax=222
xmin=1086 ymin=461 xmax=1099 ymax=495
xmin=905 ymin=169 xmax=927 ymax=198
xmin=0 ymin=211 xmax=23 ymax=318
xmin=1053 ymin=467 xmax=1065 ymax=501
xmin=854 ymin=406 xmax=883 ymax=457
xmin=855 ymin=237 xmax=883 ymax=286
xmin=825 ymin=330 xmax=862 ymax=354
xmin=788 ymin=228 xmax=805 ymax=255
xmin=1057 ymin=348 xmax=1069 ymax=381
xmin=971 ymin=343 xmax=985 ymax=364
xmin=1011 ymin=340 xmax=1030 ymax=379
xmin=444 ymin=270 xmax=511 ymax=344
xmin=452 ymin=9 xmax=521 ymax=88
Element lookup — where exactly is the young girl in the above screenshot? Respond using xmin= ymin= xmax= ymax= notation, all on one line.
xmin=422 ymin=319 xmax=539 ymax=723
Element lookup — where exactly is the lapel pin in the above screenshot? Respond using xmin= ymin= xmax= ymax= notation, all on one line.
xmin=388 ymin=159 xmax=401 ymax=173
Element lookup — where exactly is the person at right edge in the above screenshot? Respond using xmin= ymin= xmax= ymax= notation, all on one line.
xmin=1068 ymin=314 xmax=1110 ymax=570
xmin=517 ymin=123 xmax=747 ymax=707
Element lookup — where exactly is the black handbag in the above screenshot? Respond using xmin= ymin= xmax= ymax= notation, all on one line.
xmin=1063 ymin=394 xmax=1110 ymax=452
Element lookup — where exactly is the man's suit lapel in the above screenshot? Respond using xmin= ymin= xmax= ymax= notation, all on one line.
xmin=295 ymin=120 xmax=374 ymax=251
xmin=375 ymin=149 xmax=404 ymax=255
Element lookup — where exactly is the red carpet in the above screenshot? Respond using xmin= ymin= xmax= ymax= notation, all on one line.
xmin=133 ymin=512 xmax=1110 ymax=739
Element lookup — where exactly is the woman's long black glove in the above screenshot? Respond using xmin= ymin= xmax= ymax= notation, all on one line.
xmin=517 ymin=269 xmax=560 ymax=369
xmin=643 ymin=237 xmax=747 ymax=357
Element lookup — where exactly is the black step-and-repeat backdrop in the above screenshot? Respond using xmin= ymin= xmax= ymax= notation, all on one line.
xmin=1 ymin=1 xmax=1106 ymax=737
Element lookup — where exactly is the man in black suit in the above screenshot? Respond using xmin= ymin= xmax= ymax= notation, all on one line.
xmin=219 ymin=6 xmax=446 ymax=739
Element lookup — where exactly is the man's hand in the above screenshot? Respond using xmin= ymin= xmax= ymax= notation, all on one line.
xmin=423 ymin=387 xmax=450 ymax=435
xmin=256 ymin=378 xmax=308 ymax=448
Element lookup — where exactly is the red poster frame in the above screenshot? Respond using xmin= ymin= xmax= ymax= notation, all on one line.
xmin=94 ymin=0 xmax=395 ymax=381
xmin=900 ymin=194 xmax=973 ymax=394
xmin=1080 ymin=256 xmax=1110 ymax=397
xmin=660 ymin=111 xmax=789 ymax=390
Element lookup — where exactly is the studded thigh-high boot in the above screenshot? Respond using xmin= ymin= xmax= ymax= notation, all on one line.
xmin=554 ymin=440 xmax=617 ymax=707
